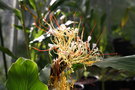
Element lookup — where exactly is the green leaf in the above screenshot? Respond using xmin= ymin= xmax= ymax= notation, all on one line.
xmin=19 ymin=0 xmax=36 ymax=10
xmin=14 ymin=24 xmax=30 ymax=33
xmin=29 ymin=0 xmax=36 ymax=10
xmin=94 ymin=55 xmax=135 ymax=72
xmin=72 ymin=63 xmax=84 ymax=70
xmin=6 ymin=57 xmax=48 ymax=90
xmin=13 ymin=9 xmax=22 ymax=21
xmin=49 ymin=0 xmax=65 ymax=11
xmin=14 ymin=25 xmax=24 ymax=30
xmin=88 ymin=66 xmax=132 ymax=81
xmin=0 ymin=46 xmax=17 ymax=59
xmin=120 ymin=8 xmax=129 ymax=27
xmin=100 ymin=13 xmax=106 ymax=26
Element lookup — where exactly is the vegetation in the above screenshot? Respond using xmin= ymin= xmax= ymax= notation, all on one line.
xmin=0 ymin=0 xmax=135 ymax=90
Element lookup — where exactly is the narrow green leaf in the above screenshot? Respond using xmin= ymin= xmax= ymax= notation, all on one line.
xmin=14 ymin=25 xmax=23 ymax=30
xmin=94 ymin=55 xmax=135 ymax=72
xmin=100 ymin=13 xmax=106 ymax=26
xmin=13 ymin=9 xmax=22 ymax=21
xmin=14 ymin=24 xmax=30 ymax=33
xmin=0 ymin=46 xmax=17 ymax=59
xmin=6 ymin=57 xmax=48 ymax=90
xmin=49 ymin=0 xmax=65 ymax=11
xmin=29 ymin=0 xmax=36 ymax=10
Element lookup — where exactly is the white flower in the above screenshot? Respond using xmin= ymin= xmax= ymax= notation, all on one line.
xmin=48 ymin=43 xmax=56 ymax=48
xmin=67 ymin=27 xmax=71 ymax=30
xmin=30 ymin=27 xmax=34 ymax=33
xmin=87 ymin=36 xmax=91 ymax=42
xmin=95 ymin=47 xmax=99 ymax=51
xmin=71 ymin=41 xmax=75 ymax=47
xmin=30 ymin=35 xmax=45 ymax=43
xmin=53 ymin=58 xmax=58 ymax=61
xmin=56 ymin=9 xmax=61 ymax=12
xmin=46 ymin=33 xmax=51 ymax=37
xmin=45 ymin=7 xmax=48 ymax=11
xmin=60 ymin=15 xmax=66 ymax=20
xmin=65 ymin=20 xmax=74 ymax=26
xmin=48 ymin=28 xmax=57 ymax=35
xmin=74 ymin=28 xmax=79 ymax=33
xmin=58 ymin=24 xmax=67 ymax=30
xmin=54 ymin=9 xmax=61 ymax=14
xmin=92 ymin=43 xmax=97 ymax=49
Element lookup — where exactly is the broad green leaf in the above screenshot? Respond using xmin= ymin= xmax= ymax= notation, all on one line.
xmin=87 ymin=65 xmax=132 ymax=81
xmin=6 ymin=57 xmax=48 ymax=90
xmin=0 ymin=46 xmax=17 ymax=59
xmin=94 ymin=55 xmax=135 ymax=72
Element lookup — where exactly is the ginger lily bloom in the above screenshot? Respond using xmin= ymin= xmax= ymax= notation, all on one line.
xmin=45 ymin=20 xmax=102 ymax=90
xmin=48 ymin=22 xmax=102 ymax=66
xmin=30 ymin=15 xmax=103 ymax=90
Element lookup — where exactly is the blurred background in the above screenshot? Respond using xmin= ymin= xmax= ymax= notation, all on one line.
xmin=0 ymin=0 xmax=135 ymax=90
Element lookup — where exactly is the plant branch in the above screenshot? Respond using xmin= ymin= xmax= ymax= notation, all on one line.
xmin=20 ymin=2 xmax=30 ymax=58
xmin=0 ymin=18 xmax=8 ymax=79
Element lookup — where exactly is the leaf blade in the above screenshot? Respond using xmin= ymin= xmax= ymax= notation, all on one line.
xmin=6 ymin=57 xmax=48 ymax=90
xmin=0 ymin=46 xmax=17 ymax=59
xmin=94 ymin=55 xmax=135 ymax=72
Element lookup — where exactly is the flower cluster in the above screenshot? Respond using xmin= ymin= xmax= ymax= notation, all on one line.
xmin=30 ymin=15 xmax=102 ymax=90
xmin=47 ymin=21 xmax=102 ymax=67
xmin=45 ymin=19 xmax=102 ymax=89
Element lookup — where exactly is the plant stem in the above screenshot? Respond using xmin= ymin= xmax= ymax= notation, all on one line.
xmin=0 ymin=18 xmax=8 ymax=79
xmin=20 ymin=3 xmax=30 ymax=59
